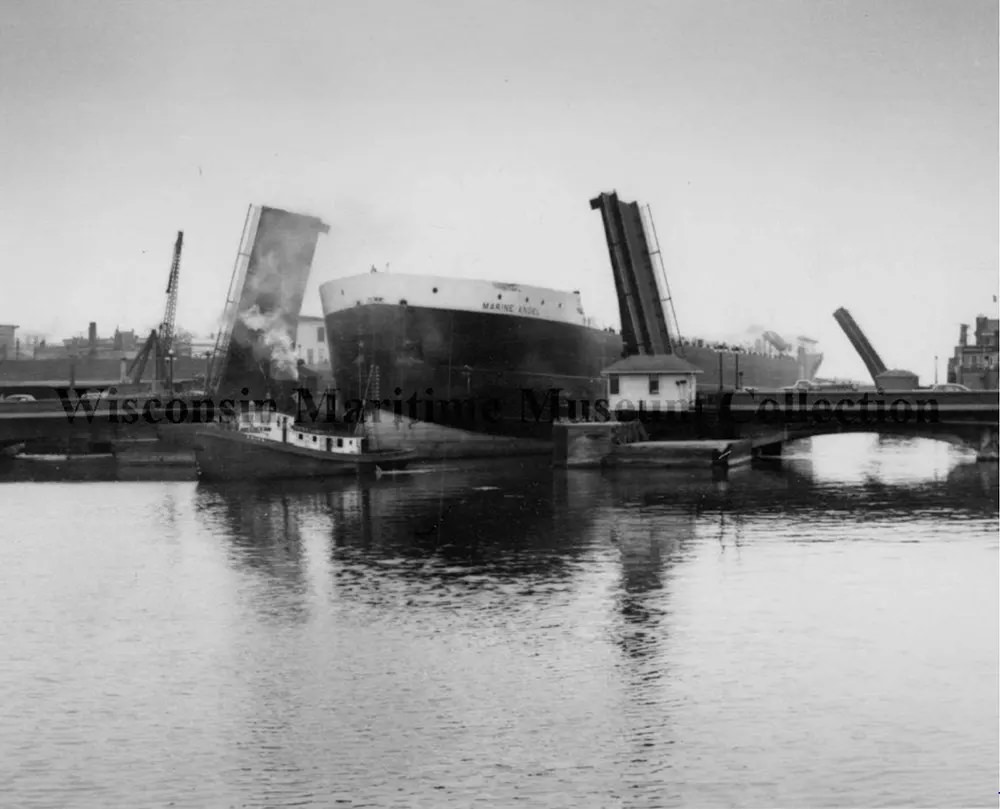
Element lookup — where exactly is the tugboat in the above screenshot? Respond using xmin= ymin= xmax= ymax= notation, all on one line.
xmin=193 ymin=404 xmax=416 ymax=482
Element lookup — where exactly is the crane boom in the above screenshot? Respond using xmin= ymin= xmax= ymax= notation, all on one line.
xmin=157 ymin=231 xmax=183 ymax=375
xmin=125 ymin=231 xmax=183 ymax=387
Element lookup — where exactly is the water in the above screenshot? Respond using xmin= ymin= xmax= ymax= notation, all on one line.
xmin=0 ymin=434 xmax=996 ymax=808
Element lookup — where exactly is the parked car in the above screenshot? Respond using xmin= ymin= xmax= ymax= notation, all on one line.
xmin=781 ymin=379 xmax=819 ymax=392
xmin=815 ymin=381 xmax=860 ymax=392
xmin=1 ymin=394 xmax=36 ymax=403
xmin=929 ymin=383 xmax=970 ymax=392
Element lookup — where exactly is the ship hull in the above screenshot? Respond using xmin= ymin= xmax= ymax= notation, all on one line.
xmin=193 ymin=428 xmax=414 ymax=481
xmin=324 ymin=302 xmax=820 ymax=456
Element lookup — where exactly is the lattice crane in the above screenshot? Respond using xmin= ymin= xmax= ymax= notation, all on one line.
xmin=127 ymin=231 xmax=183 ymax=387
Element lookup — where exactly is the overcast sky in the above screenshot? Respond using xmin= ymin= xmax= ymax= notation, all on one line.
xmin=1 ymin=0 xmax=996 ymax=380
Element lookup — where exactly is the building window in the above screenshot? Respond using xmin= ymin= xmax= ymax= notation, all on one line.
xmin=609 ymin=375 xmax=619 ymax=395
xmin=307 ymin=348 xmax=314 ymax=364
xmin=649 ymin=375 xmax=659 ymax=395
xmin=337 ymin=438 xmax=343 ymax=448
xmin=317 ymin=327 xmax=325 ymax=342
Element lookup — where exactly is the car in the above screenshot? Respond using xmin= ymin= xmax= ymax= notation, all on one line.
xmin=816 ymin=381 xmax=860 ymax=392
xmin=930 ymin=383 xmax=970 ymax=392
xmin=1 ymin=393 xmax=36 ymax=403
xmin=781 ymin=379 xmax=819 ymax=392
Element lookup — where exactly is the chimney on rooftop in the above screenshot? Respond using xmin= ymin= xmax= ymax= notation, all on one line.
xmin=88 ymin=322 xmax=97 ymax=356
xmin=959 ymin=324 xmax=969 ymax=347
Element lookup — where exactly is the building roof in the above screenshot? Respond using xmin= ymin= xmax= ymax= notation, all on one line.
xmin=601 ymin=354 xmax=703 ymax=375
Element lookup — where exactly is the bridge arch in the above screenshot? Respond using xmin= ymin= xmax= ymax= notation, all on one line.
xmin=764 ymin=422 xmax=998 ymax=461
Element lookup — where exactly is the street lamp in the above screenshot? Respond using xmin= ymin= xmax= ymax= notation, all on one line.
xmin=204 ymin=351 xmax=212 ymax=391
xmin=166 ymin=350 xmax=175 ymax=393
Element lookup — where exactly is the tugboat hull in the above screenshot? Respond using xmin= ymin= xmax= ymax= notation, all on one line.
xmin=193 ymin=428 xmax=415 ymax=482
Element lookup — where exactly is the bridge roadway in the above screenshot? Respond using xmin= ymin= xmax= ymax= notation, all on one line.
xmin=1 ymin=387 xmax=998 ymax=460
xmin=710 ymin=388 xmax=999 ymax=460
xmin=0 ymin=392 xmax=217 ymax=449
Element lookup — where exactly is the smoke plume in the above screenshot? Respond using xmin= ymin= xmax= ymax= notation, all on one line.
xmin=239 ymin=304 xmax=299 ymax=380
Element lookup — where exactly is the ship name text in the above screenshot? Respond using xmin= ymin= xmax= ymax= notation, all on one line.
xmin=482 ymin=302 xmax=540 ymax=316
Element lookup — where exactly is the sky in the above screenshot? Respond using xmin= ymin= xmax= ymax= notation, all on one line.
xmin=1 ymin=0 xmax=996 ymax=381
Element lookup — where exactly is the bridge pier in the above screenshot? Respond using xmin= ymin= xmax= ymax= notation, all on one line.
xmin=754 ymin=441 xmax=783 ymax=459
xmin=749 ymin=430 xmax=787 ymax=460
xmin=976 ymin=426 xmax=999 ymax=462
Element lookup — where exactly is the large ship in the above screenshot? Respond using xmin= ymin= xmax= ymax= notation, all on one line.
xmin=318 ymin=272 xmax=823 ymax=456
xmin=318 ymin=192 xmax=822 ymax=456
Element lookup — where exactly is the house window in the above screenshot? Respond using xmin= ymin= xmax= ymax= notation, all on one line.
xmin=609 ymin=375 xmax=619 ymax=395
xmin=307 ymin=348 xmax=314 ymax=364
xmin=337 ymin=438 xmax=343 ymax=448
xmin=648 ymin=375 xmax=659 ymax=395
xmin=317 ymin=327 xmax=325 ymax=342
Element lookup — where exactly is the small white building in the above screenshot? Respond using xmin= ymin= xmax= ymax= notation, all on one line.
xmin=601 ymin=354 xmax=702 ymax=415
xmin=296 ymin=315 xmax=330 ymax=370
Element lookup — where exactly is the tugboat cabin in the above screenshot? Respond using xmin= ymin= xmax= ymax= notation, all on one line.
xmin=228 ymin=404 xmax=369 ymax=454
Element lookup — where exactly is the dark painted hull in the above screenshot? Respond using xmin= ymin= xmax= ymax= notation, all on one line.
xmin=194 ymin=428 xmax=414 ymax=481
xmin=325 ymin=304 xmax=821 ymax=448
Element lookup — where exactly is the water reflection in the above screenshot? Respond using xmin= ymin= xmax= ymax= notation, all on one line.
xmin=0 ymin=436 xmax=995 ymax=808
xmin=184 ymin=442 xmax=996 ymax=609
xmin=323 ymin=459 xmax=595 ymax=583
xmin=193 ymin=480 xmax=346 ymax=624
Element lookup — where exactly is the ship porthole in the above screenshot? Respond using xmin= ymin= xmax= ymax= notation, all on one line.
xmin=525 ymin=297 xmax=529 ymax=303
xmin=432 ymin=287 xmax=438 ymax=293
xmin=497 ymin=294 xmax=502 ymax=300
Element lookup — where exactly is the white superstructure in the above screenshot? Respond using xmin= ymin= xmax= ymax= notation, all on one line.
xmin=319 ymin=272 xmax=597 ymax=328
